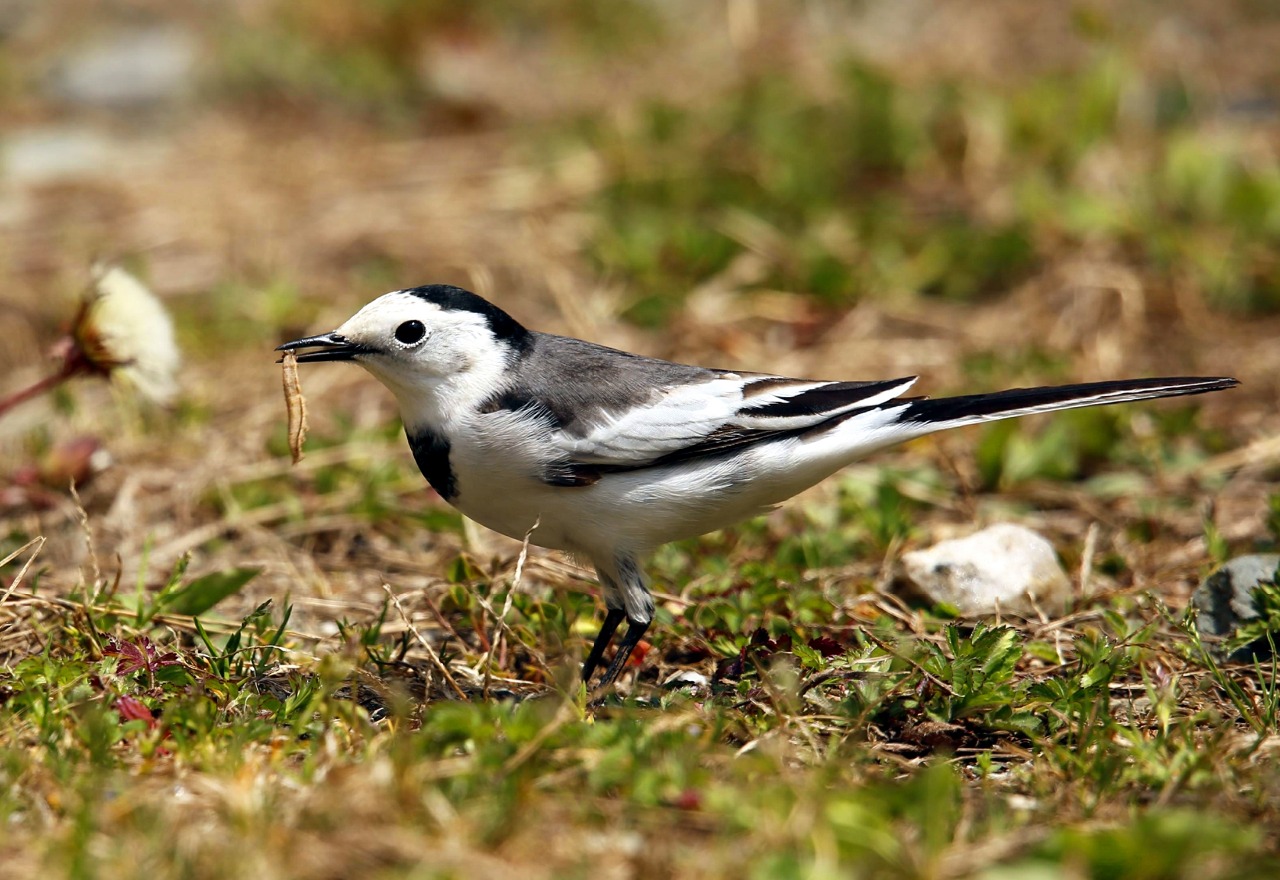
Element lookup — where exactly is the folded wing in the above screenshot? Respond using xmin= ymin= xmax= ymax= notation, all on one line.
xmin=543 ymin=372 xmax=920 ymax=486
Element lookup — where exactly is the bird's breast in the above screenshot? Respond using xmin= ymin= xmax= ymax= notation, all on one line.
xmin=404 ymin=416 xmax=577 ymax=549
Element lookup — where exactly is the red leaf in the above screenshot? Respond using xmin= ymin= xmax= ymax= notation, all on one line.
xmin=807 ymin=635 xmax=844 ymax=657
xmin=115 ymin=696 xmax=157 ymax=728
xmin=103 ymin=635 xmax=182 ymax=676
xmin=672 ymin=788 xmax=702 ymax=811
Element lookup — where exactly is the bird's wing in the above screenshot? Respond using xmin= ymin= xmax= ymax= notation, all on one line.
xmin=539 ymin=373 xmax=920 ymax=486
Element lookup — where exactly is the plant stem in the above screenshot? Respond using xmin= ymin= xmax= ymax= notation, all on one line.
xmin=0 ymin=358 xmax=85 ymax=420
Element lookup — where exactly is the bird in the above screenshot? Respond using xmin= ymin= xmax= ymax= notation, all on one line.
xmin=278 ymin=284 xmax=1238 ymax=693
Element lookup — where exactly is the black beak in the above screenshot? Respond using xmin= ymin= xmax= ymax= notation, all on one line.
xmin=275 ymin=332 xmax=368 ymax=363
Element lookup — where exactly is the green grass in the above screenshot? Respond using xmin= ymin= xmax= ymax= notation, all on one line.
xmin=6 ymin=548 xmax=1280 ymax=877
xmin=0 ymin=408 xmax=1265 ymax=877
xmin=5 ymin=418 xmax=1280 ymax=877
xmin=567 ymin=51 xmax=1280 ymax=325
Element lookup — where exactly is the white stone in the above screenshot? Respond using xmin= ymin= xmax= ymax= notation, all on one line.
xmin=2 ymin=127 xmax=112 ymax=182
xmin=901 ymin=523 xmax=1071 ymax=616
xmin=47 ymin=26 xmax=196 ymax=108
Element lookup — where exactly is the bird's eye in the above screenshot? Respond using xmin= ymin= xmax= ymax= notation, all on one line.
xmin=395 ymin=320 xmax=426 ymax=345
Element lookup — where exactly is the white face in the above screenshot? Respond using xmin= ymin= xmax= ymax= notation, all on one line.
xmin=325 ymin=291 xmax=512 ymax=423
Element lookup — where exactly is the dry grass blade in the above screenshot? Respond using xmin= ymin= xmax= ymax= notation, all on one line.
xmin=1079 ymin=521 xmax=1099 ymax=601
xmin=501 ymin=698 xmax=580 ymax=773
xmin=0 ymin=536 xmax=46 ymax=607
xmin=1196 ymin=433 xmax=1280 ymax=477
xmin=381 ymin=582 xmax=468 ymax=700
xmin=861 ymin=629 xmax=957 ymax=697
xmin=484 ymin=517 xmax=540 ymax=698
xmin=281 ymin=350 xmax=309 ymax=464
xmin=66 ymin=481 xmax=100 ymax=588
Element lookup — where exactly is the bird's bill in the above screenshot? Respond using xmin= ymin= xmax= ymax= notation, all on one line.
xmin=275 ymin=332 xmax=367 ymax=363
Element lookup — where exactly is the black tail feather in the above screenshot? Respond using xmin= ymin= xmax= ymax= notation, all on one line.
xmin=893 ymin=376 xmax=1238 ymax=427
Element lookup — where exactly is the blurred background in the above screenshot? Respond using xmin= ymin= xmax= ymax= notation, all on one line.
xmin=0 ymin=0 xmax=1276 ymax=616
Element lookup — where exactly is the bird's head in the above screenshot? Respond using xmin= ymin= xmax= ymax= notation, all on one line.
xmin=277 ymin=284 xmax=528 ymax=414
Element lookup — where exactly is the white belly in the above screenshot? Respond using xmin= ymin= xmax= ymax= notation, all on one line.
xmin=448 ymin=439 xmax=794 ymax=561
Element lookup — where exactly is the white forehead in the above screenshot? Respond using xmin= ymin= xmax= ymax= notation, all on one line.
xmin=337 ymin=290 xmax=486 ymax=335
xmin=347 ymin=290 xmax=431 ymax=324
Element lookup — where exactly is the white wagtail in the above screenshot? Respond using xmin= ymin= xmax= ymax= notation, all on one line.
xmin=279 ymin=284 xmax=1238 ymax=692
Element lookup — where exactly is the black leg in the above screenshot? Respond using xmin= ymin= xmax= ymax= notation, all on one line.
xmin=582 ymin=608 xmax=626 ymax=683
xmin=591 ymin=618 xmax=650 ymax=692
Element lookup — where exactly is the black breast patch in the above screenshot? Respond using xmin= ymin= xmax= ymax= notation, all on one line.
xmin=405 ymin=427 xmax=458 ymax=500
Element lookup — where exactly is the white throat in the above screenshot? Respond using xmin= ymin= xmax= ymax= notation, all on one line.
xmin=369 ymin=342 xmax=512 ymax=435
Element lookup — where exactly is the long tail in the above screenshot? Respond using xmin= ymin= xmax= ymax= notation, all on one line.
xmin=891 ymin=376 xmax=1238 ymax=432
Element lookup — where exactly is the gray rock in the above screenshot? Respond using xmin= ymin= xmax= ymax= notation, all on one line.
xmin=1193 ymin=554 xmax=1280 ymax=661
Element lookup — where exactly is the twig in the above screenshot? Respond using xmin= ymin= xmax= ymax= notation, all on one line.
xmin=381 ymin=583 xmax=468 ymax=701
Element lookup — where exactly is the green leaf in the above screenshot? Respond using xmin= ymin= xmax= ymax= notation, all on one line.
xmin=164 ymin=568 xmax=260 ymax=616
xmin=1079 ymin=662 xmax=1113 ymax=691
xmin=793 ymin=642 xmax=824 ymax=671
xmin=998 ymin=712 xmax=1045 ymax=736
xmin=973 ymin=625 xmax=1021 ymax=683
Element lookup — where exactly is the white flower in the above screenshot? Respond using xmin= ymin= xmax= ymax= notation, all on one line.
xmin=73 ymin=266 xmax=180 ymax=404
